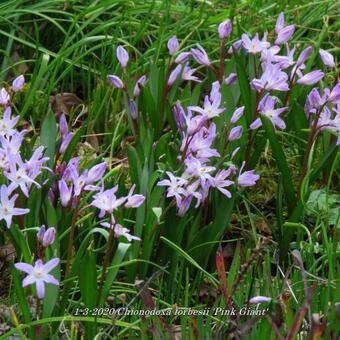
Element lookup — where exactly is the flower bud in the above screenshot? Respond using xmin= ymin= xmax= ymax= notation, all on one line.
xmin=230 ymin=106 xmax=244 ymax=123
xmin=328 ymin=83 xmax=340 ymax=103
xmin=167 ymin=36 xmax=179 ymax=55
xmin=190 ymin=44 xmax=210 ymax=66
xmin=228 ymin=126 xmax=243 ymax=141
xmin=249 ymin=296 xmax=272 ymax=304
xmin=218 ymin=20 xmax=232 ymax=40
xmin=107 ymin=75 xmax=124 ymax=88
xmin=37 ymin=225 xmax=46 ymax=242
xmin=297 ymin=70 xmax=324 ymax=85
xmin=0 ymin=88 xmax=10 ymax=106
xmin=173 ymin=100 xmax=186 ymax=131
xmin=224 ymin=73 xmax=237 ymax=85
xmin=275 ymin=25 xmax=295 ymax=45
xmin=319 ymin=49 xmax=335 ymax=68
xmin=87 ymin=162 xmax=107 ymax=183
xmin=128 ymin=99 xmax=138 ymax=120
xmin=116 ymin=45 xmax=129 ymax=69
xmin=296 ymin=46 xmax=312 ymax=66
xmin=58 ymin=179 xmax=72 ymax=207
xmin=275 ymin=12 xmax=285 ymax=34
xmin=133 ymin=75 xmax=147 ymax=97
xmin=42 ymin=227 xmax=56 ymax=247
xmin=175 ymin=52 xmax=190 ymax=64
xmin=168 ymin=64 xmax=182 ymax=86
xmin=12 ymin=75 xmax=25 ymax=92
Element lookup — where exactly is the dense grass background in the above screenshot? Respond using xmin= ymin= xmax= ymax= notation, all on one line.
xmin=0 ymin=0 xmax=339 ymax=338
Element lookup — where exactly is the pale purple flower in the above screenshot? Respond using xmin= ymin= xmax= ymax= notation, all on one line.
xmin=230 ymin=106 xmax=244 ymax=123
xmin=0 ymin=130 xmax=26 ymax=155
xmin=251 ymin=94 xmax=287 ymax=130
xmin=133 ymin=75 xmax=147 ymax=97
xmin=304 ymin=88 xmax=325 ymax=115
xmin=212 ymin=169 xmax=234 ymax=197
xmin=224 ymin=73 xmax=237 ymax=85
xmin=0 ymin=107 xmax=19 ymax=136
xmin=91 ymin=186 xmax=126 ymax=218
xmin=228 ymin=126 xmax=243 ymax=141
xmin=128 ymin=99 xmax=138 ymax=120
xmin=158 ymin=172 xmax=187 ymax=203
xmin=261 ymin=45 xmax=281 ymax=65
xmin=0 ymin=183 xmax=29 ymax=228
xmin=168 ymin=64 xmax=182 ymax=86
xmin=210 ymin=81 xmax=220 ymax=100
xmin=107 ymin=75 xmax=124 ymax=88
xmin=237 ymin=162 xmax=260 ymax=187
xmin=116 ymin=45 xmax=129 ymax=69
xmin=275 ymin=13 xmax=285 ymax=33
xmin=228 ymin=40 xmax=243 ymax=54
xmin=25 ymin=146 xmax=50 ymax=174
xmin=182 ymin=63 xmax=201 ymax=82
xmin=177 ymin=195 xmax=194 ymax=216
xmin=250 ymin=63 xmax=289 ymax=92
xmin=190 ymin=44 xmax=210 ymax=66
xmin=275 ymin=13 xmax=295 ymax=45
xmin=61 ymin=160 xmax=106 ymax=197
xmin=249 ymin=296 xmax=272 ymax=304
xmin=59 ymin=114 xmax=73 ymax=154
xmin=125 ymin=184 xmax=145 ymax=208
xmin=167 ymin=36 xmax=179 ymax=55
xmin=296 ymin=46 xmax=313 ymax=66
xmin=188 ymin=85 xmax=225 ymax=120
xmin=37 ymin=225 xmax=56 ymax=247
xmin=297 ymin=70 xmax=324 ymax=85
xmin=12 ymin=75 xmax=25 ymax=92
xmin=241 ymin=33 xmax=270 ymax=55
xmin=218 ymin=20 xmax=232 ymax=40
xmin=173 ymin=101 xmax=186 ymax=132
xmin=5 ymin=156 xmax=41 ymax=197
xmin=319 ymin=49 xmax=335 ymax=68
xmin=275 ymin=25 xmax=295 ymax=45
xmin=249 ymin=118 xmax=262 ymax=130
xmin=274 ymin=46 xmax=295 ymax=69
xmin=14 ymin=258 xmax=59 ymax=299
xmin=182 ymin=180 xmax=202 ymax=206
xmin=0 ymin=88 xmax=10 ymax=106
xmin=328 ymin=83 xmax=340 ymax=103
xmin=175 ymin=52 xmax=190 ymax=64
xmin=184 ymin=157 xmax=215 ymax=187
xmin=101 ymin=217 xmax=140 ymax=242
xmin=182 ymin=124 xmax=219 ymax=160
xmin=58 ymin=179 xmax=72 ymax=207
xmin=316 ymin=107 xmax=333 ymax=130
xmin=87 ymin=162 xmax=107 ymax=183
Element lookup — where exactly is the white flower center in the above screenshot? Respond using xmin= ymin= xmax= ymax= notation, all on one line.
xmin=33 ymin=269 xmax=44 ymax=279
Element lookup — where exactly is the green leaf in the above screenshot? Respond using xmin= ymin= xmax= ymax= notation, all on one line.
xmin=99 ymin=242 xmax=131 ymax=307
xmin=261 ymin=116 xmax=296 ymax=213
xmin=79 ymin=248 xmax=97 ymax=309
xmin=40 ymin=109 xmax=57 ymax=168
xmin=152 ymin=207 xmax=162 ymax=224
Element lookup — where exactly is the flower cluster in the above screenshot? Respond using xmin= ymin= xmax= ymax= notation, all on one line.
xmin=227 ymin=12 xmax=339 ymax=131
xmin=15 ymin=224 xmax=59 ymax=299
xmin=57 ymin=157 xmax=107 ymax=207
xmin=107 ymin=45 xmax=147 ymax=120
xmin=158 ymin=81 xmax=259 ymax=216
xmin=0 ymin=76 xmax=50 ymax=228
xmin=91 ymin=184 xmax=145 ymax=242
xmin=304 ymin=84 xmax=340 ymax=144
